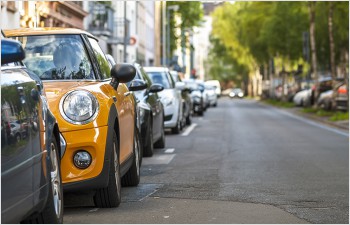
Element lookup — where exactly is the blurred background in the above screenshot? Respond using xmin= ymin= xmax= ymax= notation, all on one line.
xmin=1 ymin=1 xmax=349 ymax=111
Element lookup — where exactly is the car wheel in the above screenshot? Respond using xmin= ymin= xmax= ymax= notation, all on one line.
xmin=25 ymin=136 xmax=63 ymax=223
xmin=94 ymin=131 xmax=121 ymax=208
xmin=171 ymin=120 xmax=181 ymax=134
xmin=186 ymin=114 xmax=192 ymax=125
xmin=121 ymin=127 xmax=141 ymax=187
xmin=198 ymin=110 xmax=204 ymax=116
xmin=15 ymin=133 xmax=21 ymax=143
xmin=154 ymin=120 xmax=165 ymax=148
xmin=143 ymin=119 xmax=154 ymax=157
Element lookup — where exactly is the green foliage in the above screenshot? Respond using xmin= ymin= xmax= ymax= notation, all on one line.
xmin=208 ymin=1 xmax=349 ymax=84
xmin=263 ymin=99 xmax=295 ymax=108
xmin=330 ymin=111 xmax=349 ymax=121
xmin=167 ymin=1 xmax=204 ymax=56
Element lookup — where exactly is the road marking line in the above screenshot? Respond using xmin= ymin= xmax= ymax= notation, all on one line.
xmin=181 ymin=123 xmax=197 ymax=136
xmin=164 ymin=148 xmax=175 ymax=153
xmin=142 ymin=154 xmax=175 ymax=165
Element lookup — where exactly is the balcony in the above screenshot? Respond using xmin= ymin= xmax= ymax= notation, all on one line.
xmin=107 ymin=17 xmax=130 ymax=45
xmin=87 ymin=2 xmax=114 ymax=37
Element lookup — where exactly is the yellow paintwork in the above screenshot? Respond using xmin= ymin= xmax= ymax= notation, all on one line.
xmin=43 ymin=81 xmax=135 ymax=184
xmin=5 ymin=29 xmax=136 ymax=185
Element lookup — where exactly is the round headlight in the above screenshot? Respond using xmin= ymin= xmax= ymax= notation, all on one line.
xmin=59 ymin=90 xmax=99 ymax=125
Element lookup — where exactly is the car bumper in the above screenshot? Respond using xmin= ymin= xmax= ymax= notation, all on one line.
xmin=164 ymin=104 xmax=180 ymax=128
xmin=61 ymin=126 xmax=109 ymax=191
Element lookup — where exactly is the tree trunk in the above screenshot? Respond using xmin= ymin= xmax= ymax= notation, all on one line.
xmin=309 ymin=2 xmax=319 ymax=107
xmin=328 ymin=2 xmax=337 ymax=110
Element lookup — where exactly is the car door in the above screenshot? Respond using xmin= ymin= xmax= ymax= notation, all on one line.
xmin=86 ymin=36 xmax=135 ymax=162
xmin=140 ymin=67 xmax=162 ymax=137
xmin=1 ymin=64 xmax=36 ymax=221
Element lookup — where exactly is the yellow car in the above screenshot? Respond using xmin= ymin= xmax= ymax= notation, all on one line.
xmin=5 ymin=28 xmax=145 ymax=208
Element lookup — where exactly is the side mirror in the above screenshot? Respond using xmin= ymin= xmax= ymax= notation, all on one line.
xmin=129 ymin=79 xmax=147 ymax=91
xmin=175 ymin=81 xmax=186 ymax=91
xmin=110 ymin=63 xmax=136 ymax=88
xmin=149 ymin=84 xmax=164 ymax=93
xmin=1 ymin=39 xmax=25 ymax=65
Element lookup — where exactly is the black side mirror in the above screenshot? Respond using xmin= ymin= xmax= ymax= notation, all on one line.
xmin=1 ymin=39 xmax=25 ymax=65
xmin=149 ymin=84 xmax=164 ymax=93
xmin=110 ymin=63 xmax=136 ymax=88
xmin=129 ymin=79 xmax=147 ymax=91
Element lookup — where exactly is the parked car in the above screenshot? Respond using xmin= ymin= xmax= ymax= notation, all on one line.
xmin=106 ymin=57 xmax=166 ymax=156
xmin=133 ymin=63 xmax=166 ymax=155
xmin=205 ymin=80 xmax=222 ymax=97
xmin=144 ymin=67 xmax=183 ymax=134
xmin=6 ymin=28 xmax=143 ymax=208
xmin=335 ymin=84 xmax=348 ymax=111
xmin=170 ymin=70 xmax=193 ymax=126
xmin=317 ymin=90 xmax=333 ymax=110
xmin=183 ymin=79 xmax=205 ymax=116
xmin=205 ymin=84 xmax=218 ymax=107
xmin=229 ymin=88 xmax=244 ymax=98
xmin=317 ymin=82 xmax=348 ymax=111
xmin=196 ymin=80 xmax=210 ymax=109
xmin=293 ymin=89 xmax=312 ymax=106
xmin=1 ymin=37 xmax=64 ymax=223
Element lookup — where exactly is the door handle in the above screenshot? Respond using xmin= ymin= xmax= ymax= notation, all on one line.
xmin=124 ymin=92 xmax=131 ymax=97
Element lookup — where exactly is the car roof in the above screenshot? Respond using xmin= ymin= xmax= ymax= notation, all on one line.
xmin=143 ymin=67 xmax=169 ymax=72
xmin=4 ymin=27 xmax=96 ymax=39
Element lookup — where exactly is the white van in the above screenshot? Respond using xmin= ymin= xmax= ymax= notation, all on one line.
xmin=205 ymin=80 xmax=221 ymax=97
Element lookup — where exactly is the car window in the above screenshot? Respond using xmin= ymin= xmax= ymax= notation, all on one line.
xmin=88 ymin=37 xmax=111 ymax=80
xmin=14 ymin=35 xmax=94 ymax=80
xmin=147 ymin=71 xmax=173 ymax=89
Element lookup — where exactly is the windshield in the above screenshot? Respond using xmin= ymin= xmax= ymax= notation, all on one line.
xmin=13 ymin=34 xmax=94 ymax=80
xmin=147 ymin=71 xmax=172 ymax=89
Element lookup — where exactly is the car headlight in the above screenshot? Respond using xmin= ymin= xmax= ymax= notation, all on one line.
xmin=162 ymin=97 xmax=173 ymax=106
xmin=238 ymin=93 xmax=243 ymax=97
xmin=59 ymin=90 xmax=99 ymax=125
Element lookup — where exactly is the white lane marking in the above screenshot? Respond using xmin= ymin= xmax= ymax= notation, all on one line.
xmin=164 ymin=148 xmax=175 ymax=153
xmin=181 ymin=123 xmax=197 ymax=136
xmin=142 ymin=154 xmax=175 ymax=165
xmin=275 ymin=108 xmax=349 ymax=137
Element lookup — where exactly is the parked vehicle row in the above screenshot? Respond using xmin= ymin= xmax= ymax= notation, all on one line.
xmin=2 ymin=28 xmax=221 ymax=224
xmin=293 ymin=77 xmax=348 ymax=111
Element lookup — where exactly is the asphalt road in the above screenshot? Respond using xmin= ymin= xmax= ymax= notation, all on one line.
xmin=64 ymin=98 xmax=349 ymax=224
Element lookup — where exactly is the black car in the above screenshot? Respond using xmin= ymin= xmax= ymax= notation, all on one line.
xmin=106 ymin=55 xmax=166 ymax=157
xmin=132 ymin=63 xmax=166 ymax=157
xmin=1 ymin=38 xmax=64 ymax=223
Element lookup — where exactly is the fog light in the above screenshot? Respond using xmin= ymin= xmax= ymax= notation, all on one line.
xmin=73 ymin=151 xmax=92 ymax=169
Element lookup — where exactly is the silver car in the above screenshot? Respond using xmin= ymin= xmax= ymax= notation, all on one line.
xmin=144 ymin=67 xmax=183 ymax=134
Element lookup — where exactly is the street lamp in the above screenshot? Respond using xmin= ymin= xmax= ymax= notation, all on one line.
xmin=162 ymin=3 xmax=178 ymax=67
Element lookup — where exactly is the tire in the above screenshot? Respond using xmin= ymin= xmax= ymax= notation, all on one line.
xmin=121 ymin=128 xmax=141 ymax=187
xmin=25 ymin=136 xmax=63 ymax=223
xmin=198 ymin=110 xmax=204 ymax=116
xmin=154 ymin=120 xmax=165 ymax=148
xmin=171 ymin=120 xmax=181 ymax=134
xmin=143 ymin=120 xmax=154 ymax=157
xmin=15 ymin=133 xmax=21 ymax=143
xmin=186 ymin=114 xmax=192 ymax=125
xmin=94 ymin=131 xmax=121 ymax=208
